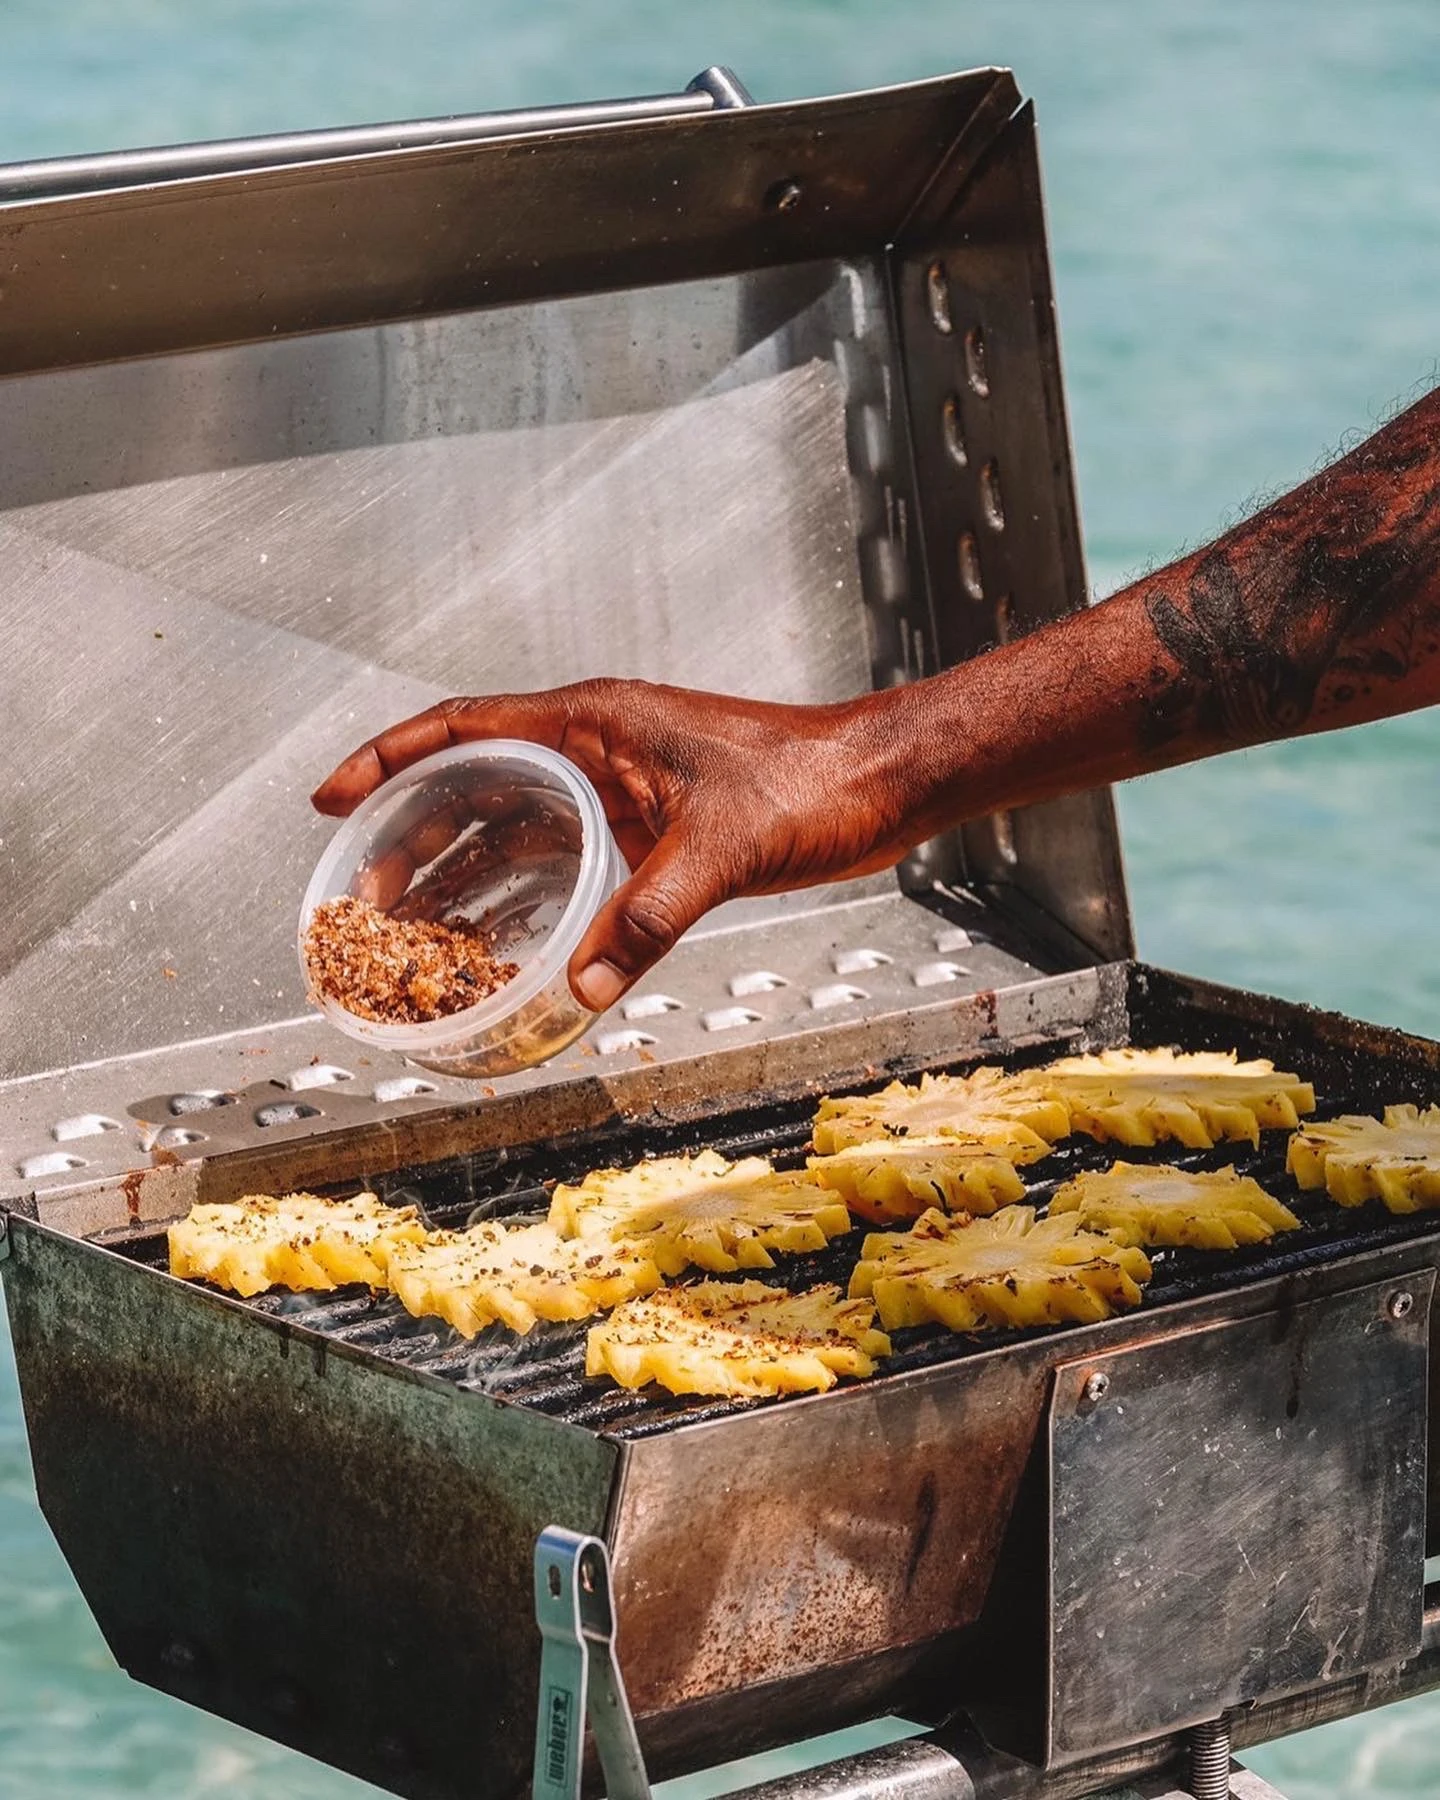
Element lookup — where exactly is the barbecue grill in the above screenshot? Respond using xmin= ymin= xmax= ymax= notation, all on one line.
xmin=2 ymin=65 xmax=1437 ymax=1800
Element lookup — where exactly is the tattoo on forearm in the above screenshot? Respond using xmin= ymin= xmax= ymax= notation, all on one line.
xmin=1139 ymin=391 xmax=1440 ymax=748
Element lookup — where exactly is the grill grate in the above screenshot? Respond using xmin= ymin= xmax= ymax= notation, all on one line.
xmin=113 ymin=1056 xmax=1440 ymax=1441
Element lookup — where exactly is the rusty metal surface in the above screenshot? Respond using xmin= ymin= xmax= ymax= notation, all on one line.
xmin=1048 ymin=1273 xmax=1433 ymax=1760
xmin=1 ymin=1215 xmax=617 ymax=1800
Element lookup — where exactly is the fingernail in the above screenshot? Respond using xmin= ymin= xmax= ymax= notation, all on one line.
xmin=573 ymin=960 xmax=627 ymax=1013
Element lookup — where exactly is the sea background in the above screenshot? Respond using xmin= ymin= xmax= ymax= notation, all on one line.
xmin=1 ymin=2 xmax=1437 ymax=1795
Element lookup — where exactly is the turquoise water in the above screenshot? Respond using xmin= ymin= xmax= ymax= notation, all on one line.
xmin=2 ymin=3 xmax=1439 ymax=1794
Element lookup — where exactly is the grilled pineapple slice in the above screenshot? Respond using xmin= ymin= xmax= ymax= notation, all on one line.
xmin=809 ymin=1133 xmax=1047 ymax=1223
xmin=813 ymin=1066 xmax=1069 ymax=1156
xmin=1050 ymin=1161 xmax=1301 ymax=1249
xmin=1028 ymin=1047 xmax=1315 ymax=1148
xmin=1287 ymin=1105 xmax=1440 ymax=1211
xmin=849 ymin=1206 xmax=1152 ymax=1332
xmin=585 ymin=1279 xmax=890 ymax=1398
xmin=385 ymin=1221 xmax=661 ymax=1337
xmin=167 ymin=1190 xmax=426 ymax=1298
xmin=549 ymin=1149 xmax=852 ymax=1276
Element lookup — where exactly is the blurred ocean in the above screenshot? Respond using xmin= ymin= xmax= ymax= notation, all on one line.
xmin=2 ymin=3 xmax=1438 ymax=1795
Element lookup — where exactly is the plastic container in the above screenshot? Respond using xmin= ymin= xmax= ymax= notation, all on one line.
xmin=299 ymin=740 xmax=624 ymax=1078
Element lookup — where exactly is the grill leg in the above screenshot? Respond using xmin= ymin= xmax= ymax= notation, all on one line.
xmin=1187 ymin=1718 xmax=1232 ymax=1800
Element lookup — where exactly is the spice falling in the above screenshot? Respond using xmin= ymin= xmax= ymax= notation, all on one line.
xmin=303 ymin=895 xmax=518 ymax=1024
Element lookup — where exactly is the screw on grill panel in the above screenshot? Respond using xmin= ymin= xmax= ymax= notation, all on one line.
xmin=51 ymin=1113 xmax=121 ymax=1143
xmin=621 ymin=992 xmax=683 ymax=1021
xmin=594 ymin=1029 xmax=658 ymax=1056
xmin=808 ymin=983 xmax=870 ymax=1011
xmin=763 ymin=177 xmax=803 ymax=213
xmin=941 ymin=394 xmax=968 ymax=467
xmin=1389 ymin=1290 xmax=1416 ymax=1320
xmin=1188 ymin=1718 xmax=1232 ymax=1800
xmin=169 ymin=1090 xmax=236 ymax=1116
xmin=980 ymin=459 xmax=1006 ymax=532
xmin=373 ymin=1076 xmax=438 ymax=1104
xmin=729 ymin=970 xmax=788 ymax=997
xmin=283 ymin=1063 xmax=353 ymax=1093
xmin=964 ymin=325 xmax=990 ymax=397
xmin=913 ymin=960 xmax=970 ymax=988
xmin=700 ymin=1006 xmax=763 ymax=1033
xmin=925 ymin=260 xmax=953 ymax=334
xmin=17 ymin=1150 xmax=87 ymax=1180
xmin=833 ymin=948 xmax=893 ymax=975
xmin=254 ymin=1101 xmax=321 ymax=1128
xmin=1083 ymin=1371 xmax=1111 ymax=1406
xmin=958 ymin=531 xmax=985 ymax=602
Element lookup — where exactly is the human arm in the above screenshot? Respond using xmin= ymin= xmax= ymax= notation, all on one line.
xmin=313 ymin=386 xmax=1440 ymax=1009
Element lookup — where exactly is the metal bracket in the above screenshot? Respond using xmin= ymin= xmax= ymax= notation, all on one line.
xmin=533 ymin=1527 xmax=651 ymax=1800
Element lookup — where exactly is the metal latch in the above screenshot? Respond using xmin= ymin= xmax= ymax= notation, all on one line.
xmin=533 ymin=1527 xmax=651 ymax=1800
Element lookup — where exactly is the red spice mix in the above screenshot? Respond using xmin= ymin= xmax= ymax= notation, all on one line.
xmin=304 ymin=895 xmax=518 ymax=1025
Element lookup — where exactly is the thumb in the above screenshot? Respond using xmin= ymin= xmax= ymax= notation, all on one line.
xmin=568 ymin=833 xmax=729 ymax=1012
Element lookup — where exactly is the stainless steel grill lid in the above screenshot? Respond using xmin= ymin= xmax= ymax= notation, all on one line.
xmin=0 ymin=65 xmax=1128 ymax=1196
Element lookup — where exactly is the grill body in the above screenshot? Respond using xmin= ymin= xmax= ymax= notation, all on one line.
xmin=5 ymin=964 xmax=1439 ymax=1797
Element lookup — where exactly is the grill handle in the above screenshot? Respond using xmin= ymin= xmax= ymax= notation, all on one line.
xmin=533 ymin=1527 xmax=652 ymax=1800
xmin=0 ymin=65 xmax=753 ymax=203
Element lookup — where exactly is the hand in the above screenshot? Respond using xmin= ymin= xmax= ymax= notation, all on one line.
xmin=311 ymin=680 xmax=923 ymax=1010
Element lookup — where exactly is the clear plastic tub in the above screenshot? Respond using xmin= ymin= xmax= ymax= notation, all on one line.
xmin=299 ymin=740 xmax=624 ymax=1079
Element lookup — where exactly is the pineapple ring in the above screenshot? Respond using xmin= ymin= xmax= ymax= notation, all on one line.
xmin=813 ymin=1067 xmax=1070 ymax=1157
xmin=1050 ymin=1161 xmax=1301 ymax=1249
xmin=849 ymin=1206 xmax=1152 ymax=1333
xmin=1287 ymin=1104 xmax=1440 ymax=1212
xmin=385 ymin=1221 xmax=660 ymax=1337
xmin=809 ymin=1133 xmax=1048 ymax=1224
xmin=549 ymin=1149 xmax=852 ymax=1276
xmin=1027 ymin=1047 xmax=1315 ymax=1149
xmin=585 ymin=1279 xmax=890 ymax=1398
xmin=167 ymin=1191 xmax=427 ymax=1298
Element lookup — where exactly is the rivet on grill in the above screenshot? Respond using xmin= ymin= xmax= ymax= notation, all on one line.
xmin=1083 ymin=1371 xmax=1111 ymax=1405
xmin=700 ymin=1006 xmax=763 ymax=1033
xmin=595 ymin=1029 xmax=658 ymax=1056
xmin=283 ymin=1063 xmax=354 ymax=1093
xmin=913 ymin=960 xmax=971 ymax=988
xmin=941 ymin=394 xmax=968 ymax=467
xmin=926 ymin=260 xmax=953 ymax=334
xmin=958 ymin=532 xmax=985 ymax=602
xmin=373 ymin=1076 xmax=439 ymax=1104
xmin=809 ymin=983 xmax=870 ymax=1011
xmin=169 ymin=1091 xmax=236 ymax=1116
xmin=964 ymin=325 xmax=990 ymax=397
xmin=833 ymin=948 xmax=893 ymax=975
xmin=622 ymin=993 xmax=684 ymax=1021
xmin=254 ymin=1101 xmax=321 ymax=1128
xmin=764 ymin=177 xmax=803 ymax=214
xmin=1388 ymin=1290 xmax=1415 ymax=1320
xmin=729 ymin=970 xmax=788 ymax=997
xmin=17 ymin=1150 xmax=88 ymax=1180
xmin=51 ymin=1113 xmax=122 ymax=1142
xmin=980 ymin=460 xmax=1005 ymax=532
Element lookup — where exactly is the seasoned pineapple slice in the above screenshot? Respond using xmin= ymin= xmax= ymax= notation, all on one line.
xmin=385 ymin=1221 xmax=661 ymax=1337
xmin=167 ymin=1191 xmax=427 ymax=1298
xmin=809 ymin=1133 xmax=1048 ymax=1223
xmin=549 ymin=1149 xmax=852 ymax=1276
xmin=1050 ymin=1161 xmax=1301 ymax=1249
xmin=813 ymin=1067 xmax=1069 ymax=1156
xmin=849 ymin=1206 xmax=1152 ymax=1332
xmin=1287 ymin=1105 xmax=1440 ymax=1211
xmin=1028 ymin=1047 xmax=1315 ymax=1149
xmin=585 ymin=1279 xmax=890 ymax=1398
